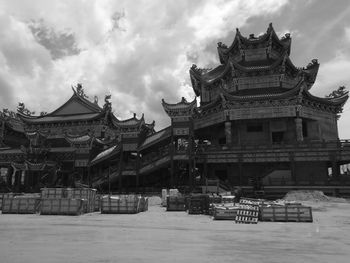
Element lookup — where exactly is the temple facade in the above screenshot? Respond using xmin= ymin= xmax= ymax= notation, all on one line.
xmin=1 ymin=24 xmax=350 ymax=197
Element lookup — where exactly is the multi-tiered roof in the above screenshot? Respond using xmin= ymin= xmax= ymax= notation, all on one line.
xmin=187 ymin=23 xmax=347 ymax=121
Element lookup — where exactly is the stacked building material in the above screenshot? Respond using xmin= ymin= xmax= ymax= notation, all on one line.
xmin=0 ymin=193 xmax=14 ymax=210
xmin=40 ymin=198 xmax=85 ymax=215
xmin=94 ymin=194 xmax=101 ymax=212
xmin=1 ymin=193 xmax=41 ymax=214
xmin=162 ymin=188 xmax=181 ymax=207
xmin=208 ymin=194 xmax=223 ymax=215
xmin=139 ymin=196 xmax=149 ymax=212
xmin=166 ymin=196 xmax=187 ymax=211
xmin=188 ymin=194 xmax=210 ymax=215
xmin=2 ymin=196 xmax=41 ymax=214
xmin=69 ymin=188 xmax=97 ymax=213
xmin=260 ymin=203 xmax=313 ymax=222
xmin=221 ymin=195 xmax=235 ymax=204
xmin=101 ymin=195 xmax=142 ymax=214
xmin=161 ymin=189 xmax=168 ymax=207
xmin=40 ymin=188 xmax=97 ymax=215
xmin=212 ymin=204 xmax=239 ymax=220
xmin=235 ymin=198 xmax=261 ymax=224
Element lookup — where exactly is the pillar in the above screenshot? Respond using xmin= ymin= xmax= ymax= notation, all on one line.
xmin=170 ymin=140 xmax=174 ymax=187
xmin=136 ymin=152 xmax=140 ymax=193
xmin=289 ymin=153 xmax=297 ymax=185
xmin=295 ymin=118 xmax=303 ymax=142
xmin=225 ymin=118 xmax=232 ymax=146
xmin=332 ymin=157 xmax=340 ymax=179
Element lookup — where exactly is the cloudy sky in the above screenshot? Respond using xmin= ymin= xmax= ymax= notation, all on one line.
xmin=1 ymin=0 xmax=350 ymax=138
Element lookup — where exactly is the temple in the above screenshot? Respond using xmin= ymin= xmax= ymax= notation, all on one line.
xmin=1 ymin=24 xmax=350 ymax=197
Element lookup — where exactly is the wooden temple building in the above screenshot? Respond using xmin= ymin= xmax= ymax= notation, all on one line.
xmin=1 ymin=24 xmax=350 ymax=197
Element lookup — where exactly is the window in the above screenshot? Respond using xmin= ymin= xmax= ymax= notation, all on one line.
xmin=247 ymin=124 xmax=263 ymax=132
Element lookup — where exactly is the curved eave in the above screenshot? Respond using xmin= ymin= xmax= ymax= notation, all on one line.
xmin=17 ymin=111 xmax=105 ymax=124
xmin=64 ymin=134 xmax=94 ymax=144
xmin=139 ymin=126 xmax=171 ymax=151
xmin=190 ymin=63 xmax=231 ymax=93
xmin=231 ymin=52 xmax=296 ymax=73
xmin=199 ymin=80 xmax=304 ymax=112
xmin=304 ymin=90 xmax=349 ymax=107
xmin=162 ymin=97 xmax=197 ymax=115
xmin=302 ymin=60 xmax=320 ymax=88
xmin=95 ymin=137 xmax=118 ymax=146
xmin=112 ymin=113 xmax=145 ymax=129
xmin=4 ymin=118 xmax=25 ymax=133
xmin=90 ymin=144 xmax=120 ymax=166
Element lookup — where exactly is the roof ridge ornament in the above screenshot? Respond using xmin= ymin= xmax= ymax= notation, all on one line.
xmin=326 ymin=86 xmax=348 ymax=99
xmin=73 ymin=83 xmax=89 ymax=99
xmin=17 ymin=102 xmax=35 ymax=116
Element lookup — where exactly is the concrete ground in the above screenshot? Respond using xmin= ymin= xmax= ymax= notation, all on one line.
xmin=0 ymin=200 xmax=350 ymax=263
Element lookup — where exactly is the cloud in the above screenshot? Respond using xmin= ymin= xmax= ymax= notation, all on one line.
xmin=345 ymin=27 xmax=350 ymax=43
xmin=312 ymin=52 xmax=350 ymax=97
xmin=0 ymin=0 xmax=289 ymax=130
xmin=28 ymin=20 xmax=81 ymax=60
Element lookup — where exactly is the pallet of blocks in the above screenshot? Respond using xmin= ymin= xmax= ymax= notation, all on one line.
xmin=41 ymin=188 xmax=66 ymax=199
xmin=69 ymin=188 xmax=97 ymax=213
xmin=101 ymin=195 xmax=141 ymax=214
xmin=139 ymin=196 xmax=149 ymax=212
xmin=235 ymin=198 xmax=261 ymax=224
xmin=94 ymin=194 xmax=101 ymax=212
xmin=260 ymin=204 xmax=313 ymax=222
xmin=41 ymin=187 xmax=97 ymax=213
xmin=0 ymin=193 xmax=15 ymax=210
xmin=167 ymin=196 xmax=186 ymax=211
xmin=213 ymin=204 xmax=239 ymax=220
xmin=188 ymin=194 xmax=210 ymax=215
xmin=2 ymin=196 xmax=41 ymax=214
xmin=208 ymin=194 xmax=222 ymax=215
xmin=40 ymin=198 xmax=85 ymax=215
xmin=161 ymin=189 xmax=169 ymax=207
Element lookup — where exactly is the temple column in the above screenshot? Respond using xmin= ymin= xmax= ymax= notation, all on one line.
xmin=332 ymin=156 xmax=340 ymax=180
xmin=136 ymin=152 xmax=140 ymax=193
xmin=225 ymin=118 xmax=232 ymax=146
xmin=289 ymin=152 xmax=297 ymax=185
xmin=295 ymin=118 xmax=303 ymax=142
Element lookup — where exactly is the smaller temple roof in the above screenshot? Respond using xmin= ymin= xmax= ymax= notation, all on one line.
xmin=18 ymin=86 xmax=106 ymax=124
xmin=64 ymin=133 xmax=94 ymax=145
xmin=217 ymin=23 xmax=291 ymax=64
xmin=162 ymin=97 xmax=197 ymax=117
xmin=139 ymin=126 xmax=171 ymax=151
xmin=90 ymin=144 xmax=120 ymax=165
xmin=112 ymin=113 xmax=145 ymax=129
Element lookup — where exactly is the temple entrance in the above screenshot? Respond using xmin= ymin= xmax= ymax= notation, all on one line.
xmin=215 ymin=169 xmax=227 ymax=181
xmin=272 ymin=131 xmax=284 ymax=143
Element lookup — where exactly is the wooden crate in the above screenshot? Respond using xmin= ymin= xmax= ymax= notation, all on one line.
xmin=0 ymin=193 xmax=14 ymax=210
xmin=213 ymin=206 xmax=238 ymax=220
xmin=139 ymin=197 xmax=148 ymax=212
xmin=40 ymin=198 xmax=85 ymax=216
xmin=2 ymin=197 xmax=40 ymax=214
xmin=221 ymin=196 xmax=235 ymax=204
xmin=41 ymin=188 xmax=65 ymax=199
xmin=188 ymin=194 xmax=210 ymax=215
xmin=101 ymin=195 xmax=141 ymax=214
xmin=94 ymin=194 xmax=101 ymax=212
xmin=260 ymin=205 xmax=313 ymax=222
xmin=167 ymin=196 xmax=186 ymax=211
xmin=70 ymin=188 xmax=97 ymax=213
